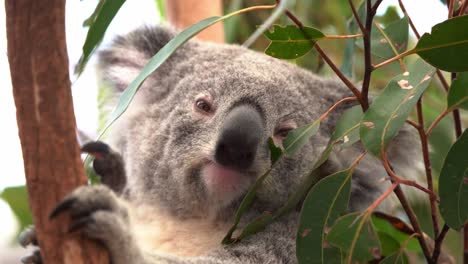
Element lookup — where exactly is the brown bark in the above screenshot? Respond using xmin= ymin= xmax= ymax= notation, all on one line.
xmin=6 ymin=0 xmax=109 ymax=263
xmin=166 ymin=0 xmax=225 ymax=43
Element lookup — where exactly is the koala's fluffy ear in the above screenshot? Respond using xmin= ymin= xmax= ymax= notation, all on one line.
xmin=97 ymin=26 xmax=177 ymax=92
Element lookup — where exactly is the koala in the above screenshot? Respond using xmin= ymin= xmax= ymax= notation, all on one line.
xmin=21 ymin=26 xmax=423 ymax=264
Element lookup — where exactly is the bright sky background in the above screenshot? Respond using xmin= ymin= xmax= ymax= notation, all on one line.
xmin=0 ymin=0 xmax=447 ymax=248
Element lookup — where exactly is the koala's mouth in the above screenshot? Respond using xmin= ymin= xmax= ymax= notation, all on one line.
xmin=200 ymin=160 xmax=254 ymax=199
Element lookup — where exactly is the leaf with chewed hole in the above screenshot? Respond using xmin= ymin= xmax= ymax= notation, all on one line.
xmin=414 ymin=15 xmax=468 ymax=72
xmin=439 ymin=128 xmax=468 ymax=230
xmin=447 ymin=72 xmax=468 ymax=110
xmin=264 ymin=25 xmax=325 ymax=59
xmin=327 ymin=212 xmax=381 ymax=262
xmin=296 ymin=168 xmax=353 ymax=264
xmin=360 ymin=59 xmax=435 ymax=157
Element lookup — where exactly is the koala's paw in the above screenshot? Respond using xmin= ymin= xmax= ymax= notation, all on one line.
xmin=50 ymin=185 xmax=130 ymax=246
xmin=81 ymin=141 xmax=127 ymax=194
xmin=19 ymin=226 xmax=42 ymax=264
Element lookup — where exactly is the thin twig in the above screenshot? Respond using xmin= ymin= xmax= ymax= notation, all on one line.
xmin=448 ymin=0 xmax=455 ymax=18
xmin=432 ymin=224 xmax=450 ymax=262
xmin=281 ymin=9 xmax=365 ymax=108
xmin=458 ymin=0 xmax=468 ymax=15
xmin=405 ymin=119 xmax=421 ymax=130
xmin=373 ymin=49 xmax=415 ymax=69
xmin=416 ymin=99 xmax=440 ymax=236
xmin=426 ymin=109 xmax=451 ymax=137
xmin=393 ymin=185 xmax=433 ymax=263
xmin=348 ymin=0 xmax=365 ymax=33
xmin=360 ymin=0 xmax=375 ymax=110
xmin=325 ymin=34 xmax=363 ymax=39
xmin=382 ymin=152 xmax=438 ymax=200
xmin=398 ymin=0 xmax=421 ymax=39
xmin=319 ymin=97 xmax=357 ymax=121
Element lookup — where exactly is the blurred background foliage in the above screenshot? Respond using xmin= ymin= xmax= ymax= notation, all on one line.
xmin=1 ymin=0 xmax=466 ymax=261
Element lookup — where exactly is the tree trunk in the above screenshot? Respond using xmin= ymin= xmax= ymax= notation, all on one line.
xmin=6 ymin=0 xmax=109 ymax=263
xmin=166 ymin=0 xmax=225 ymax=43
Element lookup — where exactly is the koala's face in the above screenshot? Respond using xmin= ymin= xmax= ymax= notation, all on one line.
xmin=99 ymin=27 xmax=349 ymax=218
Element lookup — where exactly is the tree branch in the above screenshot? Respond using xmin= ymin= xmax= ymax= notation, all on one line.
xmin=6 ymin=1 xmax=108 ymax=263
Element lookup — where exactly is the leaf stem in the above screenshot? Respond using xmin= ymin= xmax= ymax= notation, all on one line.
xmin=381 ymin=152 xmax=435 ymax=263
xmin=458 ymin=0 xmax=468 ymax=15
xmin=281 ymin=8 xmax=365 ymax=108
xmin=393 ymin=185 xmax=433 ymax=262
xmin=324 ymin=33 xmax=363 ymax=39
xmin=416 ymin=99 xmax=440 ymax=237
xmin=432 ymin=224 xmax=450 ymax=262
xmin=372 ymin=49 xmax=415 ymax=69
xmin=348 ymin=0 xmax=365 ymax=33
xmin=448 ymin=0 xmax=455 ymax=18
xmin=426 ymin=108 xmax=451 ymax=137
xmin=319 ymin=97 xmax=357 ymax=121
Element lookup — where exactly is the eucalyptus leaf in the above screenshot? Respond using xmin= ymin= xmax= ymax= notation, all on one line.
xmin=75 ymin=0 xmax=126 ymax=75
xmin=283 ymin=119 xmax=321 ymax=157
xmin=360 ymin=59 xmax=435 ymax=157
xmin=296 ymin=168 xmax=353 ymax=264
xmin=371 ymin=17 xmax=409 ymax=59
xmin=414 ymin=15 xmax=468 ymax=72
xmin=0 ymin=186 xmax=32 ymax=236
xmin=264 ymin=25 xmax=325 ymax=59
xmin=327 ymin=212 xmax=381 ymax=262
xmin=439 ymin=128 xmax=468 ymax=230
xmin=380 ymin=251 xmax=409 ymax=264
xmin=447 ymin=72 xmax=468 ymax=110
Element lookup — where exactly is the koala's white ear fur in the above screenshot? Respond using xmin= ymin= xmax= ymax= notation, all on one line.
xmin=97 ymin=26 xmax=176 ymax=92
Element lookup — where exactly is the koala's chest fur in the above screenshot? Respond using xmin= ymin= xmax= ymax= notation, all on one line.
xmin=128 ymin=203 xmax=231 ymax=257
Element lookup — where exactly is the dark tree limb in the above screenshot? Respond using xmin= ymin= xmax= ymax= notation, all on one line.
xmin=6 ymin=0 xmax=109 ymax=263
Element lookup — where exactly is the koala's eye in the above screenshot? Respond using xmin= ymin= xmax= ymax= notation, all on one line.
xmin=275 ymin=127 xmax=294 ymax=139
xmin=195 ymin=98 xmax=213 ymax=114
xmin=274 ymin=120 xmax=297 ymax=142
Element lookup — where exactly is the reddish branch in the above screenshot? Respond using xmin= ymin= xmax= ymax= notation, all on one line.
xmin=6 ymin=0 xmax=108 ymax=263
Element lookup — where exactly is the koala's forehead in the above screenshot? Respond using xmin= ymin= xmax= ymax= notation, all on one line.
xmin=168 ymin=44 xmax=314 ymax=117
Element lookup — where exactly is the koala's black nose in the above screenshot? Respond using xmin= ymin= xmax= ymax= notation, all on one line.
xmin=215 ymin=105 xmax=263 ymax=171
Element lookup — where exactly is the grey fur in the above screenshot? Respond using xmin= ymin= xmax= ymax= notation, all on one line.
xmin=57 ymin=26 xmax=423 ymax=263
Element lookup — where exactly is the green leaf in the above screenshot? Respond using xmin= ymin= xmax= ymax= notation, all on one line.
xmin=75 ymin=0 xmax=126 ymax=75
xmin=360 ymin=59 xmax=435 ymax=157
xmin=447 ymin=72 xmax=468 ymax=110
xmin=439 ymin=128 xmax=468 ymax=230
xmin=380 ymin=251 xmax=409 ymax=264
xmin=371 ymin=17 xmax=409 ymax=59
xmin=236 ymin=212 xmax=273 ymax=241
xmin=283 ymin=119 xmax=321 ymax=157
xmin=377 ymin=232 xmax=401 ymax=256
xmin=330 ymin=105 xmax=362 ymax=149
xmin=414 ymin=15 xmax=468 ymax=72
xmin=0 ymin=186 xmax=33 ymax=235
xmin=296 ymin=168 xmax=353 ymax=264
xmin=268 ymin=138 xmax=283 ymax=164
xmin=222 ymin=168 xmax=272 ymax=244
xmin=327 ymin=212 xmax=381 ymax=262
xmin=372 ymin=213 xmax=421 ymax=252
xmin=264 ymin=25 xmax=325 ymax=59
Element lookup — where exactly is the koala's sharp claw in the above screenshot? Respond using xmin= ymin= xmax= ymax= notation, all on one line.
xmin=18 ymin=226 xmax=37 ymax=247
xmin=68 ymin=217 xmax=92 ymax=233
xmin=81 ymin=141 xmax=110 ymax=160
xmin=49 ymin=197 xmax=76 ymax=219
xmin=21 ymin=250 xmax=42 ymax=264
